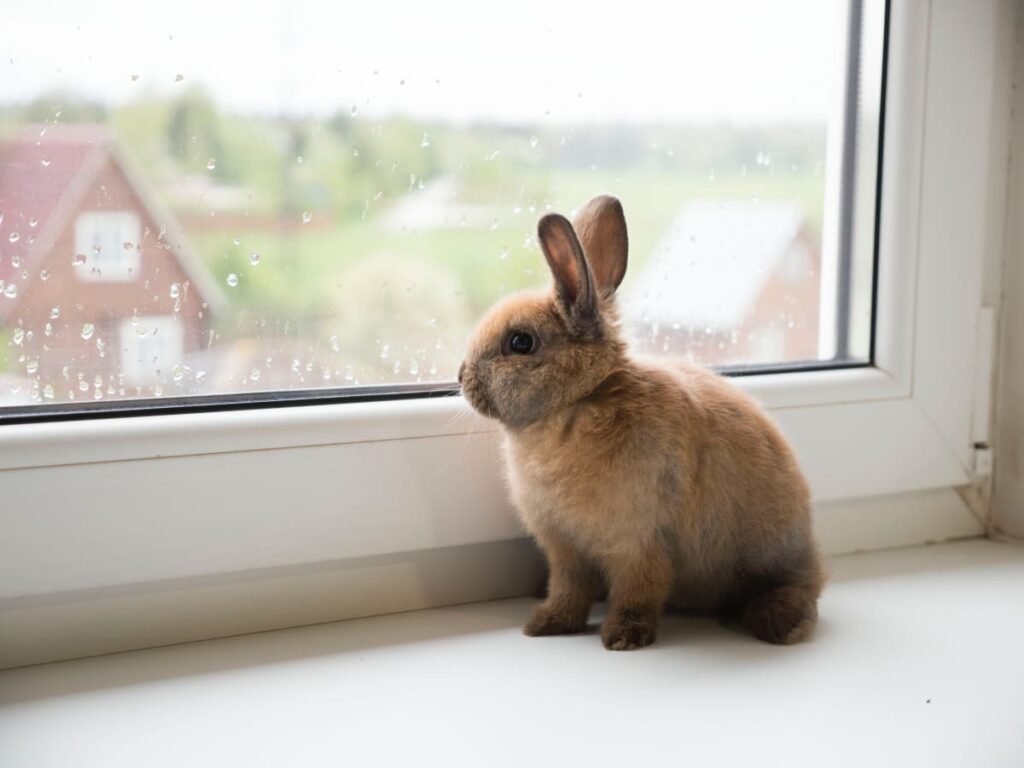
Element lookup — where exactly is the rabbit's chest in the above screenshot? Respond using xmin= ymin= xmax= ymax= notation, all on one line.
xmin=504 ymin=433 xmax=658 ymax=556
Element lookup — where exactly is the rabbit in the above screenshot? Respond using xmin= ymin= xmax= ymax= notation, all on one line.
xmin=458 ymin=195 xmax=824 ymax=650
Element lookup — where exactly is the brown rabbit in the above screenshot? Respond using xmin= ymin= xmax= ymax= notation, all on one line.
xmin=459 ymin=195 xmax=824 ymax=650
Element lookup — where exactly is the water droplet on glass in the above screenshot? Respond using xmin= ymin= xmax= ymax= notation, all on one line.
xmin=12 ymin=328 xmax=25 ymax=345
xmin=72 ymin=253 xmax=87 ymax=266
xmin=409 ymin=359 xmax=420 ymax=376
xmin=130 ymin=74 xmax=140 ymax=82
xmin=232 ymin=237 xmax=241 ymax=246
xmin=39 ymin=269 xmax=50 ymax=281
xmin=43 ymin=384 xmax=54 ymax=400
xmin=173 ymin=364 xmax=184 ymax=382
xmin=489 ymin=219 xmax=498 ymax=231
xmin=8 ymin=232 xmax=19 ymax=243
xmin=78 ymin=380 xmax=89 ymax=392
xmin=249 ymin=252 xmax=260 ymax=266
xmin=380 ymin=344 xmax=390 ymax=360
xmin=50 ymin=306 xmax=60 ymax=319
xmin=344 ymin=364 xmax=354 ymax=382
xmin=175 ymin=74 xmax=184 ymax=82
xmin=530 ymin=136 xmax=538 ymax=149
xmin=498 ymin=248 xmax=509 ymax=261
xmin=206 ymin=158 xmax=216 ymax=171
xmin=196 ymin=370 xmax=207 ymax=384
xmin=80 ymin=323 xmax=95 ymax=340
xmin=250 ymin=368 xmax=261 ymax=382
xmin=169 ymin=283 xmax=180 ymax=299
xmin=301 ymin=211 xmax=312 ymax=224
xmin=429 ymin=361 xmax=438 ymax=376
xmin=11 ymin=255 xmax=20 ymax=268
xmin=330 ymin=335 xmax=340 ymax=353
xmin=28 ymin=217 xmax=38 ymax=228
xmin=96 ymin=337 xmax=106 ymax=356
xmin=3 ymin=284 xmax=17 ymax=299
xmin=226 ymin=273 xmax=239 ymax=287
xmin=26 ymin=360 xmax=39 ymax=375
xmin=420 ymin=133 xmax=430 ymax=148
xmin=40 ymin=157 xmax=50 ymax=168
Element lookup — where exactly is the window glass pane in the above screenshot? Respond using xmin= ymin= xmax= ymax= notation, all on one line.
xmin=0 ymin=0 xmax=882 ymax=408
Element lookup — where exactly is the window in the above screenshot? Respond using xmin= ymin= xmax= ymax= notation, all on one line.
xmin=73 ymin=211 xmax=141 ymax=282
xmin=119 ymin=315 xmax=184 ymax=387
xmin=0 ymin=1 xmax=1001 ymax=666
xmin=0 ymin=0 xmax=885 ymax=413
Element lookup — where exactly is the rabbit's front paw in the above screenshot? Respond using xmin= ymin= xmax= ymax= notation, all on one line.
xmin=601 ymin=609 xmax=657 ymax=650
xmin=523 ymin=605 xmax=588 ymax=636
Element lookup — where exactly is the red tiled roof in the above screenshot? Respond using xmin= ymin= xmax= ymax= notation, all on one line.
xmin=0 ymin=125 xmax=109 ymax=284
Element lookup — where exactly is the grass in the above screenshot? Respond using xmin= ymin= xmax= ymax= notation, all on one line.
xmin=190 ymin=167 xmax=824 ymax=326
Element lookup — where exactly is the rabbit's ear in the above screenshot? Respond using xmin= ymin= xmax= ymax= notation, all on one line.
xmin=538 ymin=213 xmax=598 ymax=325
xmin=573 ymin=195 xmax=628 ymax=296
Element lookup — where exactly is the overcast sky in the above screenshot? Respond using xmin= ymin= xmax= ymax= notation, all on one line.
xmin=2 ymin=0 xmax=843 ymax=124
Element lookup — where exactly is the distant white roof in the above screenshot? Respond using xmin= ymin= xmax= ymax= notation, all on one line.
xmin=623 ymin=200 xmax=806 ymax=331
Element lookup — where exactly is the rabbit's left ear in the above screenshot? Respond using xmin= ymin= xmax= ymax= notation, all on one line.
xmin=538 ymin=213 xmax=598 ymax=327
xmin=573 ymin=195 xmax=628 ymax=296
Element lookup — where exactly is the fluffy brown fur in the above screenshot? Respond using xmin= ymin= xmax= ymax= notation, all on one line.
xmin=460 ymin=195 xmax=824 ymax=650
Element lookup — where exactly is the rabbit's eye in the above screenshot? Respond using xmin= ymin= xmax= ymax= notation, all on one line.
xmin=508 ymin=331 xmax=535 ymax=355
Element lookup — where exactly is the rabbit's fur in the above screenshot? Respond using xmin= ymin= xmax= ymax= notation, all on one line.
xmin=459 ymin=196 xmax=824 ymax=650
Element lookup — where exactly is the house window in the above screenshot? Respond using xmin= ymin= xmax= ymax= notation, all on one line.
xmin=119 ymin=316 xmax=185 ymax=386
xmin=0 ymin=0 xmax=885 ymax=413
xmin=73 ymin=212 xmax=141 ymax=282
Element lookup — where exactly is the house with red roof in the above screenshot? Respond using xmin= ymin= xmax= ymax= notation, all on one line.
xmin=0 ymin=126 xmax=223 ymax=403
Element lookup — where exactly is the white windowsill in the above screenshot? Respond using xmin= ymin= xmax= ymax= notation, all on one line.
xmin=2 ymin=539 xmax=1021 ymax=768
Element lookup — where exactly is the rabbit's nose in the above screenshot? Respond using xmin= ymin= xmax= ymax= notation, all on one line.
xmin=457 ymin=362 xmax=466 ymax=385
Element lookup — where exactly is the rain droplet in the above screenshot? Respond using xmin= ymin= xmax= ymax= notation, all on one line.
xmin=173 ymin=364 xmax=185 ymax=382
xmin=249 ymin=368 xmax=261 ymax=382
xmin=3 ymin=284 xmax=17 ymax=299
xmin=380 ymin=344 xmax=390 ymax=360
xmin=498 ymin=248 xmax=509 ymax=261
xmin=420 ymin=133 xmax=430 ymax=148
xmin=13 ymin=328 xmax=25 ymax=345
xmin=169 ymin=283 xmax=180 ymax=299
xmin=96 ymin=337 xmax=106 ymax=356
xmin=529 ymin=136 xmax=538 ymax=149
xmin=72 ymin=253 xmax=87 ymax=266
xmin=206 ymin=158 xmax=216 ymax=171
xmin=81 ymin=323 xmax=95 ymax=340
xmin=330 ymin=335 xmax=340 ymax=352
xmin=130 ymin=74 xmax=140 ymax=82
xmin=174 ymin=74 xmax=184 ymax=82
xmin=196 ymin=370 xmax=207 ymax=384
xmin=50 ymin=306 xmax=60 ymax=319
xmin=43 ymin=384 xmax=54 ymax=399
xmin=249 ymin=252 xmax=260 ymax=266
xmin=301 ymin=211 xmax=312 ymax=224
xmin=26 ymin=360 xmax=39 ymax=375
xmin=28 ymin=217 xmax=38 ymax=228
xmin=344 ymin=364 xmax=354 ymax=382
xmin=409 ymin=359 xmax=420 ymax=376
xmin=78 ymin=380 xmax=89 ymax=392
xmin=40 ymin=157 xmax=50 ymax=168
xmin=8 ymin=232 xmax=19 ymax=243
xmin=226 ymin=273 xmax=239 ymax=287
xmin=39 ymin=269 xmax=50 ymax=281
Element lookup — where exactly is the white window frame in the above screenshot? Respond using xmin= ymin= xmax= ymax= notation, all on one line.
xmin=0 ymin=3 xmax=1002 ymax=620
xmin=73 ymin=210 xmax=142 ymax=282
